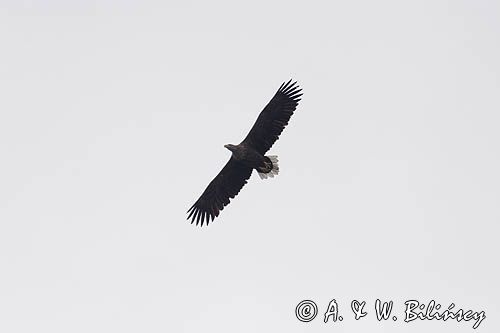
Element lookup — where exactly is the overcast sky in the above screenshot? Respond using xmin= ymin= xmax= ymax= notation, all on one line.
xmin=1 ymin=1 xmax=499 ymax=332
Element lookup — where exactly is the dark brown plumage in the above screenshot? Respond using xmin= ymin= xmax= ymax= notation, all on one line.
xmin=187 ymin=80 xmax=302 ymax=226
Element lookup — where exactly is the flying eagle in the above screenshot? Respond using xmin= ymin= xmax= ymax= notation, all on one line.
xmin=187 ymin=79 xmax=302 ymax=226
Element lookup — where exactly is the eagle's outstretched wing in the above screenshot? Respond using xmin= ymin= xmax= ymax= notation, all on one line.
xmin=187 ymin=158 xmax=253 ymax=226
xmin=241 ymin=80 xmax=302 ymax=154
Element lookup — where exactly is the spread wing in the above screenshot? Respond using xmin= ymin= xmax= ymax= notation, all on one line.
xmin=187 ymin=157 xmax=253 ymax=226
xmin=241 ymin=80 xmax=302 ymax=154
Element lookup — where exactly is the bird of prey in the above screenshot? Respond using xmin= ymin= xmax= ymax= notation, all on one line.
xmin=187 ymin=79 xmax=302 ymax=226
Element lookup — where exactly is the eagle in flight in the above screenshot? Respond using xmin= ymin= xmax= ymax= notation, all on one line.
xmin=187 ymin=79 xmax=302 ymax=226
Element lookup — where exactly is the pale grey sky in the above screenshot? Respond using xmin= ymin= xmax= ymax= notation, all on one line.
xmin=0 ymin=1 xmax=499 ymax=332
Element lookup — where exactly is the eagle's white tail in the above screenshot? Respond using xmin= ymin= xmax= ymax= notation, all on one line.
xmin=258 ymin=155 xmax=279 ymax=180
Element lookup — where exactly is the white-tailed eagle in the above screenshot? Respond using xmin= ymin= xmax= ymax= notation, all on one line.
xmin=187 ymin=80 xmax=302 ymax=226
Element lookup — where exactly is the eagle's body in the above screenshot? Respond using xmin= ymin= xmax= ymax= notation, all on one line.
xmin=187 ymin=80 xmax=302 ymax=226
xmin=224 ymin=143 xmax=277 ymax=175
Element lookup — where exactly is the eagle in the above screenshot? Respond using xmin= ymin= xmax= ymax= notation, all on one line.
xmin=187 ymin=79 xmax=302 ymax=226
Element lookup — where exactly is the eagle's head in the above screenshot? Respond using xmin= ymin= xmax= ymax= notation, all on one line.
xmin=224 ymin=144 xmax=236 ymax=152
